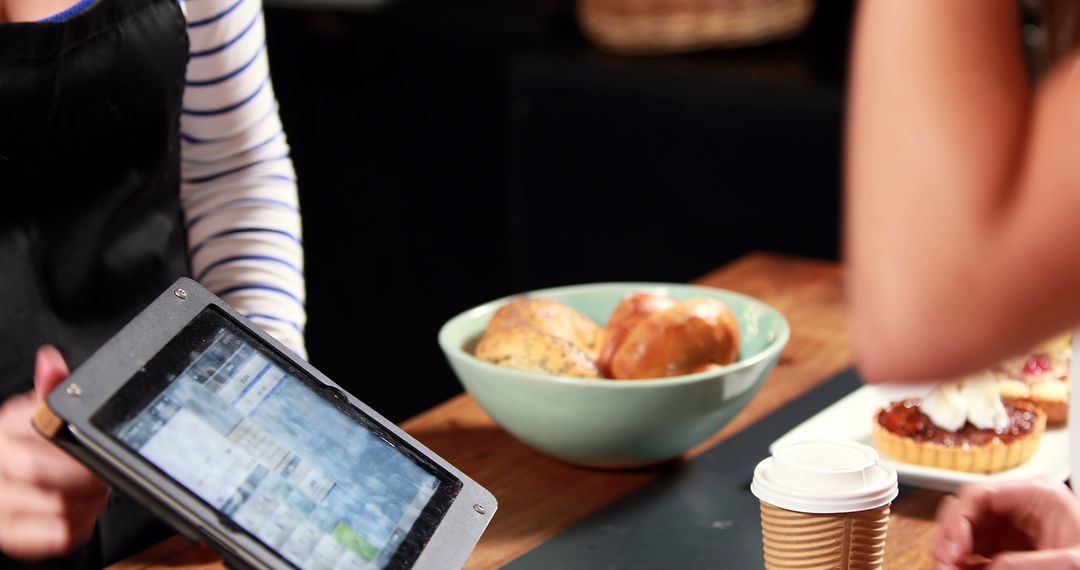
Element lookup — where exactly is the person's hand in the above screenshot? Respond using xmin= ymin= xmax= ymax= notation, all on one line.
xmin=934 ymin=477 xmax=1080 ymax=569
xmin=0 ymin=345 xmax=109 ymax=561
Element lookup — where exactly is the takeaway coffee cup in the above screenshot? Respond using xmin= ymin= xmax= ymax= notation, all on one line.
xmin=750 ymin=440 xmax=899 ymax=570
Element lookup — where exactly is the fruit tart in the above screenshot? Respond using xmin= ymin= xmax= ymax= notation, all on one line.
xmin=994 ymin=333 xmax=1071 ymax=425
xmin=872 ymin=376 xmax=1046 ymax=473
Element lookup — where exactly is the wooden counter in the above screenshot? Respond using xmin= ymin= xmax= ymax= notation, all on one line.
xmin=109 ymin=252 xmax=944 ymax=570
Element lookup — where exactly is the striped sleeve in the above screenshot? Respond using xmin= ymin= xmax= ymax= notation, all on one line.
xmin=179 ymin=0 xmax=307 ymax=359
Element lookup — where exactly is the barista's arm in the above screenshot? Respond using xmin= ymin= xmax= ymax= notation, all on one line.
xmin=178 ymin=0 xmax=307 ymax=358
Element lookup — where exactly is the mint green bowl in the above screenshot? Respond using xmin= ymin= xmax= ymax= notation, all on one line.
xmin=437 ymin=283 xmax=790 ymax=468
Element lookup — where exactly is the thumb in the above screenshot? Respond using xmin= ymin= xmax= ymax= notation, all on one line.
xmin=988 ymin=549 xmax=1080 ymax=570
xmin=34 ymin=344 xmax=71 ymax=399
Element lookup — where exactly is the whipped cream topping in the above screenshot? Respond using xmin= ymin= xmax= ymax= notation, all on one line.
xmin=961 ymin=374 xmax=1010 ymax=430
xmin=920 ymin=381 xmax=967 ymax=431
xmin=922 ymin=373 xmax=1009 ymax=431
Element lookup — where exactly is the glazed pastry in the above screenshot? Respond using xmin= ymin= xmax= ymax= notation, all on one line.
xmin=994 ymin=333 xmax=1071 ymax=425
xmin=872 ymin=378 xmax=1046 ymax=474
xmin=596 ymin=292 xmax=677 ymax=377
xmin=608 ymin=297 xmax=740 ymax=380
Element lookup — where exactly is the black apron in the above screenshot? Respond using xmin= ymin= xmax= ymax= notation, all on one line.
xmin=0 ymin=0 xmax=191 ymax=566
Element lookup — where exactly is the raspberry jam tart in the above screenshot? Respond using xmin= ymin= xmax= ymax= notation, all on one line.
xmin=995 ymin=346 xmax=1071 ymax=425
xmin=872 ymin=398 xmax=1046 ymax=474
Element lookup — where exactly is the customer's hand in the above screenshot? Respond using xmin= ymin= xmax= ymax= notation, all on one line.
xmin=0 ymin=345 xmax=109 ymax=561
xmin=934 ymin=477 xmax=1080 ymax=569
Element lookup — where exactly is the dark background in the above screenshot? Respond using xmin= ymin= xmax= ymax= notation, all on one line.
xmin=263 ymin=0 xmax=855 ymax=422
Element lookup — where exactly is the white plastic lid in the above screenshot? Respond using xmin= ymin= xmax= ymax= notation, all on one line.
xmin=750 ymin=440 xmax=899 ymax=514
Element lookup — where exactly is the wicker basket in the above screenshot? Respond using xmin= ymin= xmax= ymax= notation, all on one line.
xmin=578 ymin=0 xmax=815 ymax=55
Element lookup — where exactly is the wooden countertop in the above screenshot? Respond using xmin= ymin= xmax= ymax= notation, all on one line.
xmin=109 ymin=252 xmax=944 ymax=570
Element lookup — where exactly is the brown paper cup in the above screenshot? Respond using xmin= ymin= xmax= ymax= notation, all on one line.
xmin=759 ymin=500 xmax=890 ymax=570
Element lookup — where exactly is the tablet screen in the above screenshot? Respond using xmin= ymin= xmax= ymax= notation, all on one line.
xmin=92 ymin=307 xmax=462 ymax=569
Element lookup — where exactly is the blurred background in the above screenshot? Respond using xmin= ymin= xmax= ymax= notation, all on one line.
xmin=265 ymin=0 xmax=855 ymax=421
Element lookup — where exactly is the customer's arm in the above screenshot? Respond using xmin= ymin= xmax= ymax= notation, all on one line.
xmin=179 ymin=0 xmax=307 ymax=358
xmin=847 ymin=0 xmax=1080 ymax=381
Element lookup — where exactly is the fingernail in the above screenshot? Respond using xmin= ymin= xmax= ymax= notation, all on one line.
xmin=946 ymin=540 xmax=959 ymax=559
xmin=940 ymin=539 xmax=962 ymax=565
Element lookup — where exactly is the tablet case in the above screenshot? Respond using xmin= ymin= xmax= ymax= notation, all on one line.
xmin=27 ymin=278 xmax=497 ymax=570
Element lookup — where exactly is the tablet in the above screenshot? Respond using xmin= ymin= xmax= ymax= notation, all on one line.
xmin=32 ymin=278 xmax=496 ymax=570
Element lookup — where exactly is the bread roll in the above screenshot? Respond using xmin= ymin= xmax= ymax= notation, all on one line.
xmin=475 ymin=325 xmax=600 ymax=378
xmin=474 ymin=297 xmax=602 ymax=378
xmin=482 ymin=298 xmax=602 ymax=358
xmin=597 ymin=292 xmax=677 ymax=377
xmin=609 ymin=297 xmax=740 ymax=380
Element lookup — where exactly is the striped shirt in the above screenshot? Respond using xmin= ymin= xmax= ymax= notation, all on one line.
xmin=46 ymin=0 xmax=308 ymax=358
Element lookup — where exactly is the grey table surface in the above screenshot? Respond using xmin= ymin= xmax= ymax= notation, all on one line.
xmin=504 ymin=368 xmax=906 ymax=570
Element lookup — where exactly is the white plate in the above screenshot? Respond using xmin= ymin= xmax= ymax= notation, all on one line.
xmin=769 ymin=383 xmax=1070 ymax=493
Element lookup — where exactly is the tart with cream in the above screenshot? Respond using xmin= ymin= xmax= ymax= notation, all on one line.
xmin=872 ymin=376 xmax=1047 ymax=473
xmin=994 ymin=334 xmax=1071 ymax=425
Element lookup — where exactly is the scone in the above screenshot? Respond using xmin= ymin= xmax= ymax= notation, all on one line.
xmin=872 ymin=398 xmax=1046 ymax=473
xmin=994 ymin=334 xmax=1071 ymax=425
